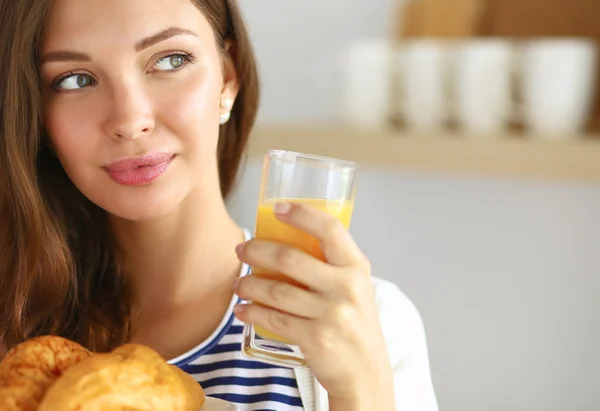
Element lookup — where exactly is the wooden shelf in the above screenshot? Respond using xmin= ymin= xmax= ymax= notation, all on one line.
xmin=247 ymin=125 xmax=600 ymax=182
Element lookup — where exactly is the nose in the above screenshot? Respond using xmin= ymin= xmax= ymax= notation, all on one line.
xmin=103 ymin=82 xmax=155 ymax=141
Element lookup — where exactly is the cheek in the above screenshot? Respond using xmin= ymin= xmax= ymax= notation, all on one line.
xmin=159 ymin=67 xmax=223 ymax=154
xmin=43 ymin=100 xmax=102 ymax=182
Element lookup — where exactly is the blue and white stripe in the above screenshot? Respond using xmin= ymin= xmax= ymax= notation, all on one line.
xmin=168 ymin=252 xmax=303 ymax=410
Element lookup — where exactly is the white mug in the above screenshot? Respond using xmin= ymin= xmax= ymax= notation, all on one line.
xmin=339 ymin=38 xmax=393 ymax=129
xmin=518 ymin=38 xmax=598 ymax=137
xmin=452 ymin=39 xmax=516 ymax=135
xmin=394 ymin=40 xmax=453 ymax=132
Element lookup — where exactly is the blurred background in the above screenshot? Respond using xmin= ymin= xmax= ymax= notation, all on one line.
xmin=227 ymin=1 xmax=600 ymax=410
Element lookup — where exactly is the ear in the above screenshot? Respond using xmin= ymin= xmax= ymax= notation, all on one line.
xmin=219 ymin=39 xmax=240 ymax=113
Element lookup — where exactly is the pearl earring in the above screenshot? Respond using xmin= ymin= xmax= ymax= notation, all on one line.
xmin=221 ymin=97 xmax=234 ymax=109
xmin=219 ymin=111 xmax=231 ymax=125
xmin=219 ymin=97 xmax=234 ymax=125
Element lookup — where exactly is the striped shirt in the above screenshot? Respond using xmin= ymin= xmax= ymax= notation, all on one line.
xmin=168 ymin=232 xmax=304 ymax=410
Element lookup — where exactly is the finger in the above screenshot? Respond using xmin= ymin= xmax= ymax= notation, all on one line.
xmin=234 ymin=275 xmax=326 ymax=319
xmin=273 ymin=201 xmax=367 ymax=268
xmin=233 ymin=303 xmax=310 ymax=346
xmin=236 ymin=239 xmax=336 ymax=293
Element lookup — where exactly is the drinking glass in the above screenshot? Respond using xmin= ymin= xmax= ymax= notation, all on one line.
xmin=241 ymin=150 xmax=359 ymax=367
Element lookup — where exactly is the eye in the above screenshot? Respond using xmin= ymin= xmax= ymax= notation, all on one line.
xmin=153 ymin=53 xmax=195 ymax=72
xmin=53 ymin=73 xmax=96 ymax=91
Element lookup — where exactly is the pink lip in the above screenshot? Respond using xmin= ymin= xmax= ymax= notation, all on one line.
xmin=104 ymin=153 xmax=174 ymax=186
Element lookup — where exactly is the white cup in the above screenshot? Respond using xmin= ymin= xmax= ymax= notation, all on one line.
xmin=452 ymin=39 xmax=516 ymax=135
xmin=394 ymin=40 xmax=453 ymax=132
xmin=519 ymin=38 xmax=598 ymax=136
xmin=339 ymin=38 xmax=393 ymax=129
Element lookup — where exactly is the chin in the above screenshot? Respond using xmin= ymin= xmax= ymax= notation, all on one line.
xmin=106 ymin=195 xmax=185 ymax=222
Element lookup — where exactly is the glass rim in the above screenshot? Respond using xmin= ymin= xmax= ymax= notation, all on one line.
xmin=264 ymin=149 xmax=360 ymax=170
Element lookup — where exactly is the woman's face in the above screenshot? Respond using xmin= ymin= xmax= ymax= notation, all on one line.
xmin=41 ymin=0 xmax=237 ymax=220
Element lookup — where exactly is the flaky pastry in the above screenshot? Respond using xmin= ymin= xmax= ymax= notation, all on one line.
xmin=0 ymin=337 xmax=205 ymax=411
xmin=0 ymin=336 xmax=92 ymax=411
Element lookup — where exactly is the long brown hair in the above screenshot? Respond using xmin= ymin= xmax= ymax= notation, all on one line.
xmin=0 ymin=0 xmax=259 ymax=356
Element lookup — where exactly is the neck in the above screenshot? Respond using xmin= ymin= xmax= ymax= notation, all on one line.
xmin=109 ymin=173 xmax=245 ymax=316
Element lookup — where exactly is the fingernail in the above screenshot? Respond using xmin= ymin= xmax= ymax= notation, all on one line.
xmin=233 ymin=278 xmax=240 ymax=290
xmin=235 ymin=243 xmax=245 ymax=254
xmin=274 ymin=202 xmax=291 ymax=215
xmin=233 ymin=304 xmax=246 ymax=314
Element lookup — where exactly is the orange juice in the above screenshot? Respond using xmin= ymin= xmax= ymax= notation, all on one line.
xmin=252 ymin=198 xmax=354 ymax=342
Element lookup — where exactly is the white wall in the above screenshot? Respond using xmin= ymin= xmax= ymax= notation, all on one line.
xmin=239 ymin=0 xmax=398 ymax=124
xmin=236 ymin=2 xmax=600 ymax=410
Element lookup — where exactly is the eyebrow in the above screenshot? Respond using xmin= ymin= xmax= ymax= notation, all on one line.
xmin=41 ymin=27 xmax=198 ymax=64
xmin=41 ymin=51 xmax=91 ymax=64
xmin=134 ymin=27 xmax=198 ymax=52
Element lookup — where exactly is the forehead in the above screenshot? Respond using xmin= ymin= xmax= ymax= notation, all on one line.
xmin=41 ymin=0 xmax=213 ymax=51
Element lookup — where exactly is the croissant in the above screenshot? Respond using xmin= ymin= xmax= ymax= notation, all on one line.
xmin=0 ymin=336 xmax=205 ymax=411
xmin=39 ymin=343 xmax=205 ymax=411
xmin=0 ymin=336 xmax=92 ymax=411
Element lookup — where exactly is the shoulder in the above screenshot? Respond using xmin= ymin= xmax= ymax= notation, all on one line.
xmin=371 ymin=276 xmax=428 ymax=362
xmin=371 ymin=276 xmax=425 ymax=340
xmin=370 ymin=277 xmax=439 ymax=410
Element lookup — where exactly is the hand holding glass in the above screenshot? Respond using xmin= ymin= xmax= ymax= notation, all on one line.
xmin=241 ymin=150 xmax=358 ymax=368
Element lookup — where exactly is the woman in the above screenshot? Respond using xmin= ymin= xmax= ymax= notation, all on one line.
xmin=0 ymin=0 xmax=439 ymax=410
